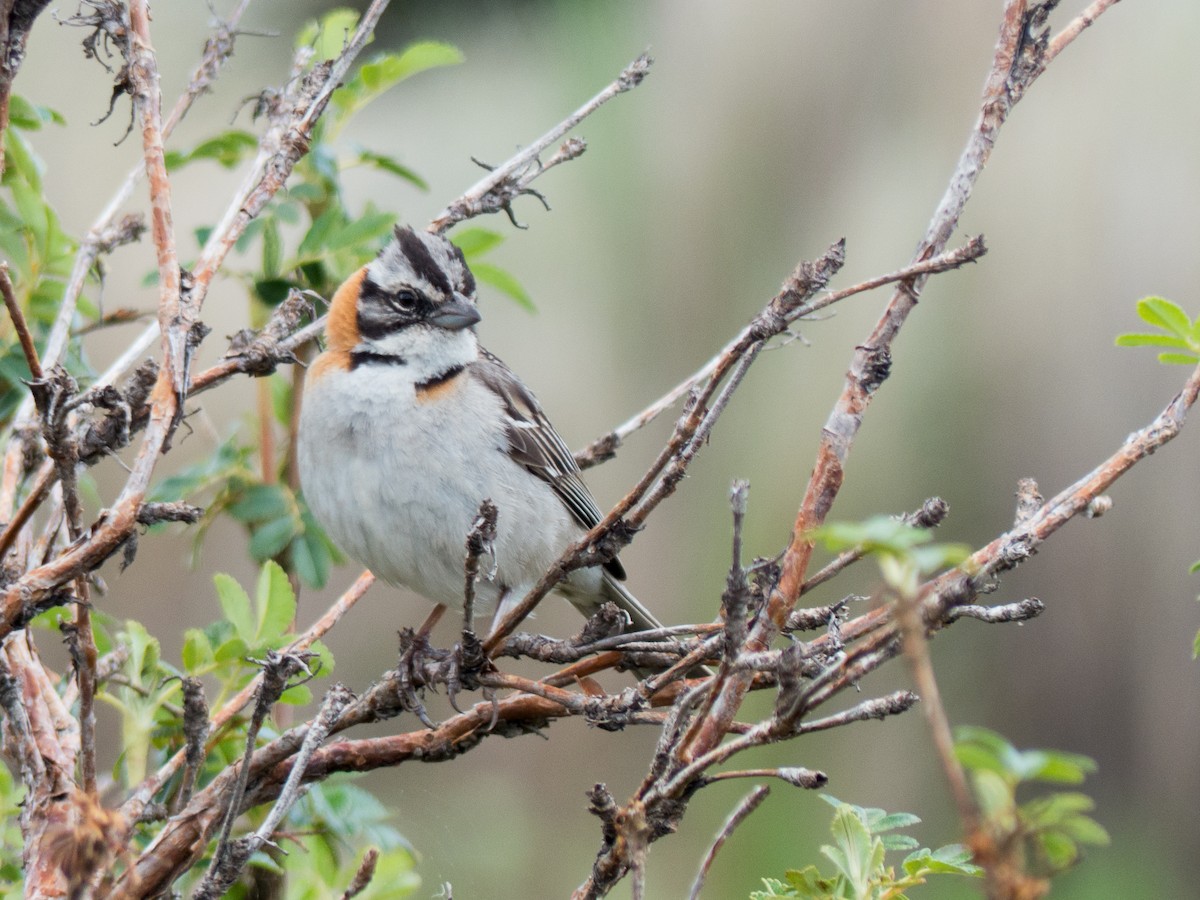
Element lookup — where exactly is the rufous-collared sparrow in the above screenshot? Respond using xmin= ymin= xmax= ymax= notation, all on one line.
xmin=297 ymin=226 xmax=662 ymax=637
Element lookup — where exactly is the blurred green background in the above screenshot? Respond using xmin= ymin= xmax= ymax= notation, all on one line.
xmin=18 ymin=1 xmax=1200 ymax=896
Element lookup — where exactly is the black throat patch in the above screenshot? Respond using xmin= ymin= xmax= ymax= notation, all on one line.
xmin=349 ymin=350 xmax=407 ymax=370
xmin=415 ymin=364 xmax=465 ymax=392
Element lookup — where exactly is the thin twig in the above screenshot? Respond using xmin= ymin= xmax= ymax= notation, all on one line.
xmin=1045 ymin=0 xmax=1123 ymax=64
xmin=429 ymin=53 xmax=653 ymax=233
xmin=194 ymin=684 xmax=350 ymax=900
xmin=894 ymin=584 xmax=979 ymax=837
xmin=0 ymin=262 xmax=42 ymax=381
xmin=688 ymin=785 xmax=769 ymax=900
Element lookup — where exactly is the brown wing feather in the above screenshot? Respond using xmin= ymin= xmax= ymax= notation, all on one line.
xmin=471 ymin=348 xmax=626 ymax=580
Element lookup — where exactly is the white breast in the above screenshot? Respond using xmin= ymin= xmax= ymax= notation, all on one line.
xmin=298 ymin=360 xmax=583 ymax=611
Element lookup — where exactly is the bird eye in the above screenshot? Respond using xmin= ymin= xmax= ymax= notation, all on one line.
xmin=392 ymin=290 xmax=419 ymax=313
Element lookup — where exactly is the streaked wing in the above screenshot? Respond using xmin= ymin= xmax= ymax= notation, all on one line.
xmin=472 ymin=348 xmax=626 ymax=579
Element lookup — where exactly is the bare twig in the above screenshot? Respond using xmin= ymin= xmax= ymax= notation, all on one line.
xmin=174 ymin=677 xmax=209 ymax=813
xmin=194 ymin=683 xmax=350 ymax=900
xmin=204 ymin=650 xmax=315 ymax=888
xmin=0 ymin=261 xmax=42 ymax=381
xmin=429 ymin=53 xmax=652 ymax=233
xmin=686 ymin=782 xmax=768 ymax=900
xmin=462 ymin=500 xmax=498 ymax=635
xmin=1045 ymin=0 xmax=1123 ymax=64
xmin=894 ymin=584 xmax=980 ymax=839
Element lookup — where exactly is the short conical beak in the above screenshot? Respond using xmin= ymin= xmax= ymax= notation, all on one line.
xmin=427 ymin=296 xmax=481 ymax=331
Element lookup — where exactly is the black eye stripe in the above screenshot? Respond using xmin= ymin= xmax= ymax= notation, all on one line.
xmin=357 ymin=276 xmax=429 ymax=339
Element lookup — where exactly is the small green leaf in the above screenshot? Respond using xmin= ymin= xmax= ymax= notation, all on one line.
xmin=450 ymin=227 xmax=504 ymax=258
xmin=354 ymin=149 xmax=428 ymax=189
xmin=249 ymin=515 xmax=299 ymax=562
xmin=471 ymin=261 xmax=534 ymax=310
xmin=8 ymin=95 xmax=64 ymax=130
xmin=879 ymin=833 xmax=919 ymax=852
xmin=255 ymin=560 xmax=296 ymax=645
xmin=214 ymin=635 xmax=249 ymax=663
xmin=289 ymin=532 xmax=322 ymax=589
xmin=1058 ymin=813 xmax=1110 ymax=846
xmin=166 ymin=130 xmax=258 ymax=171
xmin=279 ymin=683 xmax=313 ymax=705
xmin=1114 ymin=333 xmax=1191 ymax=349
xmin=270 ymin=374 xmax=293 ymax=426
xmin=307 ymin=639 xmax=335 ymax=676
xmin=1035 ymin=830 xmax=1079 ymax=870
xmin=214 ymin=573 xmax=255 ymax=643
xmin=1157 ymin=351 xmax=1200 ymax=365
xmin=331 ymin=43 xmax=463 ymax=120
xmin=323 ymin=211 xmax=395 ymax=253
xmin=254 ymin=278 xmax=294 ymax=306
xmin=182 ymin=629 xmax=214 ymax=672
xmin=971 ymin=769 xmax=1015 ymax=819
xmin=1136 ymin=296 xmax=1191 ymax=338
xmin=227 ymin=483 xmax=292 ymax=523
xmin=1024 ymin=749 xmax=1096 ymax=784
xmin=874 ymin=812 xmax=921 ymax=832
xmin=299 ymin=8 xmax=364 ymax=60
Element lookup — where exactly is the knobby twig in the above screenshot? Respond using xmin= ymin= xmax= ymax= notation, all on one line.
xmin=429 ymin=53 xmax=652 ymax=233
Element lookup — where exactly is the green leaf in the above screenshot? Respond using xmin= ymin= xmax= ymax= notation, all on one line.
xmin=971 ymin=769 xmax=1015 ymax=819
xmin=1035 ymin=830 xmax=1079 ymax=870
xmin=270 ymin=374 xmax=293 ymax=426
xmin=471 ymin=261 xmax=534 ymax=311
xmin=868 ymin=816 xmax=921 ymax=835
xmin=5 ymin=129 xmax=44 ymax=192
xmin=879 ymin=833 xmax=919 ymax=851
xmin=255 ymin=561 xmax=296 ymax=645
xmin=1156 ymin=351 xmax=1200 ymax=365
xmin=1058 ymin=813 xmax=1110 ymax=847
xmin=296 ymin=208 xmax=345 ymax=261
xmin=279 ymin=683 xmax=313 ymax=705
xmin=323 ymin=210 xmax=395 ymax=253
xmin=8 ymin=95 xmax=64 ymax=130
xmin=1136 ymin=296 xmax=1191 ymax=338
xmin=254 ymin=278 xmax=294 ymax=306
xmin=182 ymin=628 xmax=214 ymax=672
xmin=227 ymin=483 xmax=292 ymax=523
xmin=306 ymin=639 xmax=335 ymax=677
xmin=353 ymin=149 xmax=428 ymax=190
xmin=299 ymin=8 xmax=364 ymax=60
xmin=249 ymin=515 xmax=299 ymax=562
xmin=166 ymin=130 xmax=258 ymax=171
xmin=214 ymin=573 xmax=255 ymax=644
xmin=331 ymin=43 xmax=464 ymax=120
xmin=289 ymin=532 xmax=326 ymax=589
xmin=1114 ymin=332 xmax=1191 ymax=349
xmin=822 ymin=805 xmax=877 ymax=892
xmin=1023 ymin=749 xmax=1096 ymax=784
xmin=450 ymin=227 xmax=504 ymax=258
xmin=214 ymin=635 xmax=249 ymax=663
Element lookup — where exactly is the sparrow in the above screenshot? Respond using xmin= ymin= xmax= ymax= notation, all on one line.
xmin=297 ymin=225 xmax=663 ymax=638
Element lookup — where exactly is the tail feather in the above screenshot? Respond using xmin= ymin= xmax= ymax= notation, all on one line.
xmin=598 ymin=572 xmax=664 ymax=633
